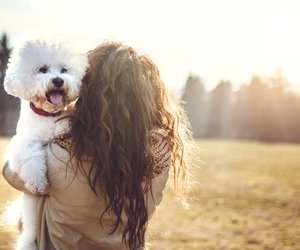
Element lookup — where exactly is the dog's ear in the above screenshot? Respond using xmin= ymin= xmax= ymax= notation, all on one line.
xmin=3 ymin=41 xmax=33 ymax=98
xmin=3 ymin=67 xmax=19 ymax=97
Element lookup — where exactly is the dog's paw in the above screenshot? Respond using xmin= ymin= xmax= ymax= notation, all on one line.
xmin=22 ymin=167 xmax=49 ymax=194
xmin=20 ymin=156 xmax=49 ymax=194
xmin=54 ymin=118 xmax=70 ymax=137
xmin=16 ymin=241 xmax=38 ymax=250
xmin=25 ymin=178 xmax=49 ymax=195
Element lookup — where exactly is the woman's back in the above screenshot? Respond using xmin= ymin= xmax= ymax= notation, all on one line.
xmin=37 ymin=129 xmax=171 ymax=250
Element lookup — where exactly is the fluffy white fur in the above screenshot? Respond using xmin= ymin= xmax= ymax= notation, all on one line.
xmin=4 ymin=40 xmax=88 ymax=250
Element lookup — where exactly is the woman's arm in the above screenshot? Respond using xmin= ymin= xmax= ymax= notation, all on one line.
xmin=2 ymin=162 xmax=48 ymax=195
xmin=2 ymin=162 xmax=27 ymax=192
xmin=146 ymin=129 xmax=171 ymax=218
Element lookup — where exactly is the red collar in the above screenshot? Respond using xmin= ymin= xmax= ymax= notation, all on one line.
xmin=30 ymin=102 xmax=62 ymax=117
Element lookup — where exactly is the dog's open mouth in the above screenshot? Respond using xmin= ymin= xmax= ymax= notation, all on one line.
xmin=46 ymin=90 xmax=66 ymax=105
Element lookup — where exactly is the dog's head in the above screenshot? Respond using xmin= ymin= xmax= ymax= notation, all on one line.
xmin=4 ymin=40 xmax=88 ymax=113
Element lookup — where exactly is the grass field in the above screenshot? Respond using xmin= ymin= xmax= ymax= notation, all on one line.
xmin=0 ymin=138 xmax=300 ymax=250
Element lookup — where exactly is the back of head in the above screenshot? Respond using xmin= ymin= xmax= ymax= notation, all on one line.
xmin=70 ymin=41 xmax=190 ymax=249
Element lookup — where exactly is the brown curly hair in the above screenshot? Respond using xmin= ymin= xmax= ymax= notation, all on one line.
xmin=70 ymin=41 xmax=190 ymax=249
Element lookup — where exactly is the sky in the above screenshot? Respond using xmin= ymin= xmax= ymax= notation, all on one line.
xmin=1 ymin=0 xmax=300 ymax=96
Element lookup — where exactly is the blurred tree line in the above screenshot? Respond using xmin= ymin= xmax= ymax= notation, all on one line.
xmin=182 ymin=73 xmax=300 ymax=142
xmin=0 ymin=33 xmax=19 ymax=136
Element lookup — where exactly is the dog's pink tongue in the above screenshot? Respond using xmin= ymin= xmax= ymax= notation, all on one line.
xmin=49 ymin=93 xmax=63 ymax=105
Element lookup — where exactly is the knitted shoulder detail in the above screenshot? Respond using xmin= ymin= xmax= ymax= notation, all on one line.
xmin=149 ymin=129 xmax=172 ymax=178
xmin=53 ymin=134 xmax=73 ymax=152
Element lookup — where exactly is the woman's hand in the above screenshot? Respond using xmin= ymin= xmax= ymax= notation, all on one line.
xmin=2 ymin=162 xmax=49 ymax=195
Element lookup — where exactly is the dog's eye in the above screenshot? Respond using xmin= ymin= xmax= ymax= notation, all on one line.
xmin=61 ymin=68 xmax=68 ymax=74
xmin=38 ymin=66 xmax=48 ymax=74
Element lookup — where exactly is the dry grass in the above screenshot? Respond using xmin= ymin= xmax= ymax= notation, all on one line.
xmin=0 ymin=138 xmax=300 ymax=250
xmin=149 ymin=140 xmax=300 ymax=250
xmin=0 ymin=138 xmax=20 ymax=250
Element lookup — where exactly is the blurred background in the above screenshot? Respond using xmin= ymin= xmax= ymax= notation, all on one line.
xmin=0 ymin=0 xmax=300 ymax=249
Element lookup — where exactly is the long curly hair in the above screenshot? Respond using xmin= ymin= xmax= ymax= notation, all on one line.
xmin=70 ymin=41 xmax=191 ymax=249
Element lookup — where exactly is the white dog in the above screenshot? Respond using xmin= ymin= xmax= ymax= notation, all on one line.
xmin=4 ymin=40 xmax=88 ymax=250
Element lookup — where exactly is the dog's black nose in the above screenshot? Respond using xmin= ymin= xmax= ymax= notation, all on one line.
xmin=52 ymin=77 xmax=64 ymax=88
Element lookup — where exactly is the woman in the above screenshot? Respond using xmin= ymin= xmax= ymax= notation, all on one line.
xmin=3 ymin=41 xmax=191 ymax=250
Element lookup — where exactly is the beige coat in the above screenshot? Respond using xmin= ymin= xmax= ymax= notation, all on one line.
xmin=3 ymin=130 xmax=171 ymax=250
